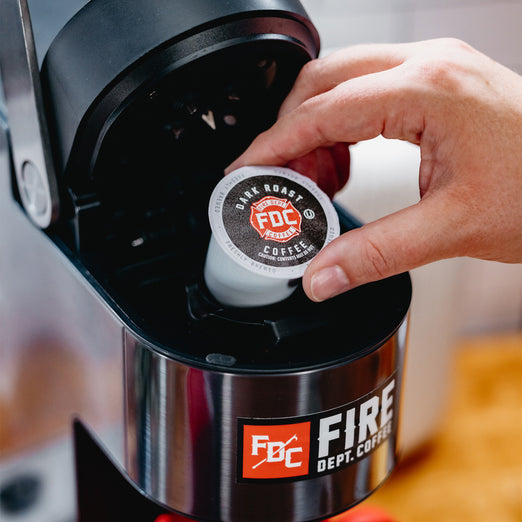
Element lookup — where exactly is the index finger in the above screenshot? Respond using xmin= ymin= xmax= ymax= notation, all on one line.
xmin=279 ymin=43 xmax=408 ymax=117
xmin=226 ymin=65 xmax=418 ymax=172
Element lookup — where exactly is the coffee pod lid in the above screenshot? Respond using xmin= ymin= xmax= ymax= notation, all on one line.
xmin=208 ymin=166 xmax=340 ymax=279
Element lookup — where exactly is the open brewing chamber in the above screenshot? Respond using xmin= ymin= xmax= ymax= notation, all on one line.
xmin=2 ymin=0 xmax=412 ymax=520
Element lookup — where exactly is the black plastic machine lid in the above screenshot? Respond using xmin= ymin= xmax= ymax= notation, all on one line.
xmin=40 ymin=0 xmax=320 ymax=180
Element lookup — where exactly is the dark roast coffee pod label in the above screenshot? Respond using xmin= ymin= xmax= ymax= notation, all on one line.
xmin=209 ymin=166 xmax=339 ymax=279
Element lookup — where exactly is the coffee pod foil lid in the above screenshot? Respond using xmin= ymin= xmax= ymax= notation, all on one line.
xmin=209 ymin=166 xmax=340 ymax=279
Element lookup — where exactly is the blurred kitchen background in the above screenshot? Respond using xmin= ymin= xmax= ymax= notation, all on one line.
xmin=1 ymin=0 xmax=521 ymax=521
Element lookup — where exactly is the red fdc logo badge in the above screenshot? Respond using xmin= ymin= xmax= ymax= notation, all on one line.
xmin=242 ymin=422 xmax=311 ymax=479
xmin=249 ymin=196 xmax=302 ymax=243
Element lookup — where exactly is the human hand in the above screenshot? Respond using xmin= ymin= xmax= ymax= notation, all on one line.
xmin=226 ymin=38 xmax=522 ymax=301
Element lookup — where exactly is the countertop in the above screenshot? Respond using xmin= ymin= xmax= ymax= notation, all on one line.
xmin=362 ymin=332 xmax=522 ymax=522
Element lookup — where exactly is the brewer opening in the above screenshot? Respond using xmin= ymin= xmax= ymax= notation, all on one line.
xmin=48 ymin=41 xmax=410 ymax=372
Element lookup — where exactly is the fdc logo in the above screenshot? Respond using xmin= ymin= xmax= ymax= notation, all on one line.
xmin=242 ymin=421 xmax=310 ymax=479
xmin=249 ymin=196 xmax=302 ymax=243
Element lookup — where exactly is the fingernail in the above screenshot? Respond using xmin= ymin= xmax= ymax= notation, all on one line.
xmin=310 ymin=265 xmax=351 ymax=302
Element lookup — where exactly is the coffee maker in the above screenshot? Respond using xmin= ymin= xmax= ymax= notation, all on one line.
xmin=0 ymin=1 xmax=411 ymax=520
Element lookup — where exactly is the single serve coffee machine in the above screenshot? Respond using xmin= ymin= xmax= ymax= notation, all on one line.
xmin=0 ymin=1 xmax=411 ymax=520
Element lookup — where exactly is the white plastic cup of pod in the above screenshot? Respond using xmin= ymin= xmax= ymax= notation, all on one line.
xmin=204 ymin=166 xmax=340 ymax=307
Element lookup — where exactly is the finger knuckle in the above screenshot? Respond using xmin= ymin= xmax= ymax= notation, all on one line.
xmin=411 ymin=58 xmax=455 ymax=88
xmin=361 ymin=238 xmax=391 ymax=280
xmin=299 ymin=58 xmax=321 ymax=80
xmin=408 ymin=39 xmax=478 ymax=89
xmin=438 ymin=37 xmax=474 ymax=53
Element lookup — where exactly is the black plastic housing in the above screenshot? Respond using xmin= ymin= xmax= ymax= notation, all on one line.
xmin=41 ymin=0 xmax=320 ymax=179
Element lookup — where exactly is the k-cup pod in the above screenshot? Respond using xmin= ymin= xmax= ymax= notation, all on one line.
xmin=204 ymin=166 xmax=340 ymax=307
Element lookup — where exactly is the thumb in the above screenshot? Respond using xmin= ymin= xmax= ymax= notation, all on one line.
xmin=303 ymin=197 xmax=461 ymax=301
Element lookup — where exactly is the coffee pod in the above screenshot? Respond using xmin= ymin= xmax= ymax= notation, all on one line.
xmin=204 ymin=166 xmax=340 ymax=307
